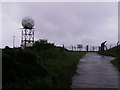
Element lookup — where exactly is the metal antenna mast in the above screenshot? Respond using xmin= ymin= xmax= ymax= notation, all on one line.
xmin=13 ymin=36 xmax=15 ymax=48
xmin=20 ymin=17 xmax=35 ymax=49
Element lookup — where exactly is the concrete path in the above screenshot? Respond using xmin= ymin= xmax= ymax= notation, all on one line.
xmin=71 ymin=52 xmax=119 ymax=88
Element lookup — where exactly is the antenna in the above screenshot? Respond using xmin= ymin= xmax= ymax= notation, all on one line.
xmin=13 ymin=36 xmax=15 ymax=48
xmin=20 ymin=17 xmax=35 ymax=49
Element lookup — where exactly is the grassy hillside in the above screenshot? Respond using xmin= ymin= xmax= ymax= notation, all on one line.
xmin=3 ymin=39 xmax=86 ymax=88
xmin=98 ymin=45 xmax=120 ymax=71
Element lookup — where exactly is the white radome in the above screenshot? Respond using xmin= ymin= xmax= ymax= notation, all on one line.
xmin=22 ymin=17 xmax=35 ymax=29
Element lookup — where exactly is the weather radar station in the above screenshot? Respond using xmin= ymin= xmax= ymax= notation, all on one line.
xmin=20 ymin=17 xmax=35 ymax=49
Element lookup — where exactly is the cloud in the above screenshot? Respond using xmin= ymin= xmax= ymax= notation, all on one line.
xmin=2 ymin=2 xmax=118 ymax=48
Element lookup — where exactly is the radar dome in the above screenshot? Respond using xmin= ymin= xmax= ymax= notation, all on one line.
xmin=22 ymin=17 xmax=35 ymax=29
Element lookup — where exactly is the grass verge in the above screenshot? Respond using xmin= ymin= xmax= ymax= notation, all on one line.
xmin=3 ymin=39 xmax=86 ymax=88
xmin=97 ymin=45 xmax=120 ymax=71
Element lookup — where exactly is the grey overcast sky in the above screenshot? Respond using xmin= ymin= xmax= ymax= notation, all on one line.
xmin=2 ymin=2 xmax=118 ymax=48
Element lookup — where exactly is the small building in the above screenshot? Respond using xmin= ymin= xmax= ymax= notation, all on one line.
xmin=21 ymin=43 xmax=33 ymax=49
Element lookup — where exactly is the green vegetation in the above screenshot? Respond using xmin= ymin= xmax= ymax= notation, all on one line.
xmin=3 ymin=39 xmax=86 ymax=88
xmin=98 ymin=45 xmax=120 ymax=71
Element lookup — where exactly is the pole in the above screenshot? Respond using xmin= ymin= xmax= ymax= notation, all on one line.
xmin=33 ymin=28 xmax=34 ymax=43
xmin=13 ymin=36 xmax=15 ymax=48
xmin=71 ymin=45 xmax=73 ymax=51
xmin=25 ymin=29 xmax=27 ymax=49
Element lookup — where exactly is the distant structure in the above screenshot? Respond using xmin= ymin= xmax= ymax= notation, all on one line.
xmin=77 ymin=44 xmax=83 ymax=51
xmin=20 ymin=17 xmax=35 ymax=49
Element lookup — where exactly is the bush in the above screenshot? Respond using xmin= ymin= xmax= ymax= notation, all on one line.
xmin=2 ymin=49 xmax=47 ymax=88
xmin=3 ymin=39 xmax=86 ymax=88
xmin=33 ymin=39 xmax=54 ymax=50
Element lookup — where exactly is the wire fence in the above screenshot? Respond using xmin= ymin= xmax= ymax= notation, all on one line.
xmin=64 ymin=44 xmax=118 ymax=51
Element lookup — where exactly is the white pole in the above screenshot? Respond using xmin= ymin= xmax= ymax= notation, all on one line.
xmin=13 ymin=36 xmax=15 ymax=48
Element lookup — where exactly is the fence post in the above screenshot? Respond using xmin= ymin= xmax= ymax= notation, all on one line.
xmin=71 ymin=45 xmax=73 ymax=51
xmin=86 ymin=45 xmax=89 ymax=52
